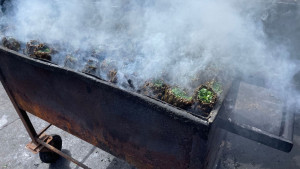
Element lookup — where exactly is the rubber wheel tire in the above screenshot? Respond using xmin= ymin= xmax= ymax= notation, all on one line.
xmin=39 ymin=135 xmax=62 ymax=163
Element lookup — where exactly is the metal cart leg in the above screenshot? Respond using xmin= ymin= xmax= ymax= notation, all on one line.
xmin=8 ymin=100 xmax=90 ymax=168
xmin=17 ymin=108 xmax=38 ymax=144
xmin=0 ymin=74 xmax=90 ymax=169
xmin=22 ymin=110 xmax=90 ymax=169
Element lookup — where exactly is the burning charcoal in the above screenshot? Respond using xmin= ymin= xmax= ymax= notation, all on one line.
xmin=2 ymin=37 xmax=20 ymax=51
xmin=162 ymin=87 xmax=193 ymax=109
xmin=193 ymin=85 xmax=217 ymax=115
xmin=25 ymin=40 xmax=52 ymax=61
xmin=82 ymin=59 xmax=99 ymax=76
xmin=64 ymin=55 xmax=77 ymax=69
xmin=141 ymin=79 xmax=168 ymax=99
xmin=108 ymin=69 xmax=117 ymax=83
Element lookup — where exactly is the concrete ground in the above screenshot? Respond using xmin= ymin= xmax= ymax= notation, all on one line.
xmin=0 ymin=82 xmax=299 ymax=169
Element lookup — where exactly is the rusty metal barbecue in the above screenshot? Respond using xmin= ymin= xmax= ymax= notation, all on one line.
xmin=0 ymin=0 xmax=298 ymax=168
xmin=0 ymin=45 xmax=294 ymax=169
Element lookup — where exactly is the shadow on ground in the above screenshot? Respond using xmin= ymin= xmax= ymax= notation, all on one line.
xmin=49 ymin=149 xmax=71 ymax=169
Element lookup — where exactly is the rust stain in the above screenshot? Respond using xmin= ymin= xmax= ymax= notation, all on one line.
xmin=15 ymin=92 xmax=192 ymax=168
xmin=0 ymin=49 xmax=206 ymax=169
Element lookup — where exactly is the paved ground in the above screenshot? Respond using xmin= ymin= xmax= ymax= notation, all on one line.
xmin=0 ymin=82 xmax=299 ymax=169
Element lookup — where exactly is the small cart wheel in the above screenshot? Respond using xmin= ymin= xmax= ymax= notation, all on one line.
xmin=39 ymin=135 xmax=62 ymax=163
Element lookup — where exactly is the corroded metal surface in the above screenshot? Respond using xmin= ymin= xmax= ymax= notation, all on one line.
xmin=26 ymin=134 xmax=52 ymax=154
xmin=0 ymin=47 xmax=212 ymax=169
xmin=0 ymin=44 xmax=294 ymax=168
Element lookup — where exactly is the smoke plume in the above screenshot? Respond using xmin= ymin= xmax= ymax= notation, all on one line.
xmin=0 ymin=0 xmax=299 ymax=109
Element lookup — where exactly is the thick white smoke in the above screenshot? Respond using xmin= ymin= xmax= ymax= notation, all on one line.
xmin=1 ymin=0 xmax=299 ymax=106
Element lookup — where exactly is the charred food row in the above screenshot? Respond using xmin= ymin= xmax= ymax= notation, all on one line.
xmin=1 ymin=36 xmax=222 ymax=117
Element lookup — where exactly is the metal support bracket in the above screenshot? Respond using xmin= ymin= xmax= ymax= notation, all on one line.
xmin=26 ymin=134 xmax=53 ymax=154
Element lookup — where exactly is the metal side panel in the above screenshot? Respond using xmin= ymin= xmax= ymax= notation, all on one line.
xmin=217 ymin=79 xmax=294 ymax=152
xmin=0 ymin=47 xmax=210 ymax=169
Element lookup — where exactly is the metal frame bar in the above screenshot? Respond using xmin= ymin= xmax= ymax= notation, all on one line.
xmin=37 ymin=124 xmax=52 ymax=137
xmin=0 ymin=70 xmax=90 ymax=169
xmin=36 ymin=138 xmax=90 ymax=169
xmin=0 ymin=70 xmax=38 ymax=144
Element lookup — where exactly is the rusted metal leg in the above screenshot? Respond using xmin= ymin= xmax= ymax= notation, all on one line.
xmin=0 ymin=72 xmax=89 ymax=168
xmin=26 ymin=134 xmax=53 ymax=154
xmin=0 ymin=83 xmax=37 ymax=144
xmin=37 ymin=124 xmax=52 ymax=137
xmin=36 ymin=138 xmax=90 ymax=169
xmin=25 ymin=125 xmax=90 ymax=168
xmin=26 ymin=124 xmax=53 ymax=154
xmin=17 ymin=108 xmax=38 ymax=144
xmin=0 ymin=71 xmax=38 ymax=144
